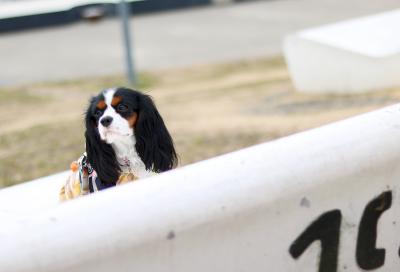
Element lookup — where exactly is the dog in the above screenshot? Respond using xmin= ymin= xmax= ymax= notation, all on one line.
xmin=60 ymin=87 xmax=177 ymax=200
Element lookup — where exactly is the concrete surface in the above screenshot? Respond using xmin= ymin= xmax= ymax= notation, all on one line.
xmin=0 ymin=104 xmax=399 ymax=271
xmin=0 ymin=0 xmax=399 ymax=85
xmin=284 ymin=9 xmax=400 ymax=93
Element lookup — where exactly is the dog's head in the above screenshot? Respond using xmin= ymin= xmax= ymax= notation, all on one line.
xmin=85 ymin=87 xmax=177 ymax=185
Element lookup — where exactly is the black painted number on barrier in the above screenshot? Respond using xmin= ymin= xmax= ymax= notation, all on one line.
xmin=289 ymin=210 xmax=342 ymax=272
xmin=356 ymin=191 xmax=392 ymax=270
xmin=289 ymin=191 xmax=394 ymax=271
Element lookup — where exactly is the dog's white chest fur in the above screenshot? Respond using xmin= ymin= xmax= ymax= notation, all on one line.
xmin=111 ymin=135 xmax=152 ymax=178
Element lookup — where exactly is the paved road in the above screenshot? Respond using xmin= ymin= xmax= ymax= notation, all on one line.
xmin=0 ymin=0 xmax=399 ymax=86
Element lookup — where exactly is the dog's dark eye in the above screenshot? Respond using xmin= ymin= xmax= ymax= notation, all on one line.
xmin=117 ymin=104 xmax=128 ymax=112
xmin=94 ymin=110 xmax=102 ymax=118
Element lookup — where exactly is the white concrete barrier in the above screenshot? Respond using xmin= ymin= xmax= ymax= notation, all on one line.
xmin=284 ymin=9 xmax=400 ymax=94
xmin=0 ymin=104 xmax=399 ymax=271
xmin=0 ymin=171 xmax=68 ymax=220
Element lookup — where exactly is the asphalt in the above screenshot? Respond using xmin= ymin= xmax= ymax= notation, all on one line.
xmin=0 ymin=0 xmax=399 ymax=86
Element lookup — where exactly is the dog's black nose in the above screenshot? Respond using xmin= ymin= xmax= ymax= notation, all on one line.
xmin=100 ymin=116 xmax=113 ymax=127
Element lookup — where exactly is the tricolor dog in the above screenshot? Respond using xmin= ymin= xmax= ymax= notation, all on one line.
xmin=60 ymin=87 xmax=177 ymax=200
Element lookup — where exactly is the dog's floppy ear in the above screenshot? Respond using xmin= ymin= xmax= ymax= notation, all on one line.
xmin=135 ymin=94 xmax=177 ymax=172
xmin=85 ymin=98 xmax=120 ymax=185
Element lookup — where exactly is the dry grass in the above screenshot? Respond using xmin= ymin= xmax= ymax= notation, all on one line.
xmin=1 ymin=56 xmax=399 ymax=187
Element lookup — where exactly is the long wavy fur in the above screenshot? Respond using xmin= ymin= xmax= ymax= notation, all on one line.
xmin=135 ymin=94 xmax=177 ymax=172
xmin=85 ymin=98 xmax=121 ymax=186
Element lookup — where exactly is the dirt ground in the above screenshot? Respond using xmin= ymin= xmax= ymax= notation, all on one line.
xmin=1 ymin=56 xmax=399 ymax=187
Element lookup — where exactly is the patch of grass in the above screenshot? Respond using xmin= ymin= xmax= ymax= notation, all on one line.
xmin=207 ymin=56 xmax=286 ymax=79
xmin=174 ymin=131 xmax=277 ymax=165
xmin=0 ymin=89 xmax=46 ymax=105
xmin=31 ymin=72 xmax=159 ymax=92
xmin=251 ymin=88 xmax=400 ymax=115
xmin=0 ymin=121 xmax=84 ymax=187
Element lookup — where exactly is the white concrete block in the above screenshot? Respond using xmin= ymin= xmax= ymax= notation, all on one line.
xmin=0 ymin=104 xmax=400 ymax=271
xmin=284 ymin=9 xmax=400 ymax=94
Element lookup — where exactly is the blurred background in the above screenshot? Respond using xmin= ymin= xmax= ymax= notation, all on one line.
xmin=0 ymin=0 xmax=399 ymax=187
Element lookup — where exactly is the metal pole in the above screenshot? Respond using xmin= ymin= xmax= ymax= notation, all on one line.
xmin=118 ymin=0 xmax=135 ymax=85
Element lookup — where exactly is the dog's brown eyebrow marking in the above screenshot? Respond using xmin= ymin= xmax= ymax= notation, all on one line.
xmin=128 ymin=112 xmax=138 ymax=128
xmin=96 ymin=100 xmax=106 ymax=110
xmin=111 ymin=96 xmax=122 ymax=106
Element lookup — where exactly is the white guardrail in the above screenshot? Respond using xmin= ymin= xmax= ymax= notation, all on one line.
xmin=0 ymin=104 xmax=399 ymax=271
